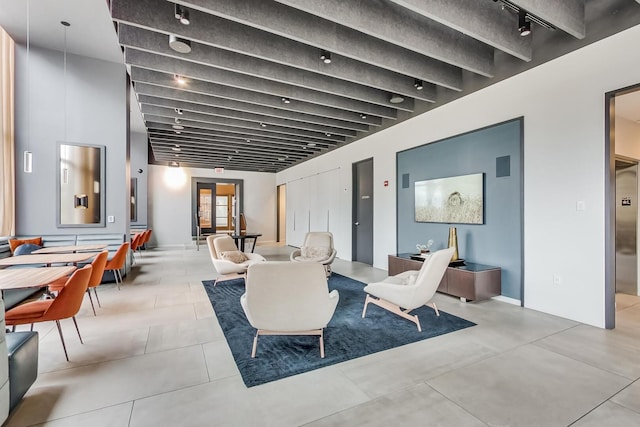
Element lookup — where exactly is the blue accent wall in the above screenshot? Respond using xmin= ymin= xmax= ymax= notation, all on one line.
xmin=396 ymin=119 xmax=523 ymax=299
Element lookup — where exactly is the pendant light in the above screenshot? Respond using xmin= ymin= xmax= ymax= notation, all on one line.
xmin=23 ymin=0 xmax=32 ymax=173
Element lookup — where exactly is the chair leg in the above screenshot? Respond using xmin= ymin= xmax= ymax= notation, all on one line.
xmin=117 ymin=269 xmax=124 ymax=286
xmin=11 ymin=325 xmax=15 ymax=332
xmin=431 ymin=302 xmax=440 ymax=317
xmin=319 ymin=330 xmax=325 ymax=358
xmin=72 ymin=316 xmax=83 ymax=344
xmin=30 ymin=324 xmax=33 ymax=331
xmin=251 ymin=331 xmax=259 ymax=358
xmin=55 ymin=320 xmax=70 ymax=362
xmin=93 ymin=287 xmax=101 ymax=307
xmin=362 ymin=294 xmax=372 ymax=318
xmin=86 ymin=289 xmax=97 ymax=316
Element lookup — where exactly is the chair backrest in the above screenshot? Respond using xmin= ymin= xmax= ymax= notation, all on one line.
xmin=143 ymin=229 xmax=152 ymax=244
xmin=303 ymin=232 xmax=334 ymax=249
xmin=43 ymin=265 xmax=92 ymax=320
xmin=88 ymin=250 xmax=109 ymax=288
xmin=244 ymin=261 xmax=333 ymax=331
xmin=206 ymin=234 xmax=234 ymax=260
xmin=213 ymin=235 xmax=240 ymax=256
xmin=131 ymin=233 xmax=143 ymax=251
xmin=106 ymin=242 xmax=129 ymax=269
xmin=411 ymin=247 xmax=455 ymax=305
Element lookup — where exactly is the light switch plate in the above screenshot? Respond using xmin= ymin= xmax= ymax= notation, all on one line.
xmin=108 ymin=215 xmax=115 ymax=223
xmin=576 ymin=201 xmax=585 ymax=211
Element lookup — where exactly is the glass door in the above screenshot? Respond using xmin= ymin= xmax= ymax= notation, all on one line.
xmin=196 ymin=183 xmax=216 ymax=234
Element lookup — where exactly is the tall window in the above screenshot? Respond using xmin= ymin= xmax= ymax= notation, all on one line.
xmin=0 ymin=27 xmax=15 ymax=237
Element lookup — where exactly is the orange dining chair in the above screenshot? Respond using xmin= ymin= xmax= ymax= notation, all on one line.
xmin=5 ymin=265 xmax=93 ymax=361
xmin=105 ymin=242 xmax=129 ymax=290
xmin=48 ymin=250 xmax=109 ymax=316
xmin=130 ymin=233 xmax=143 ymax=263
xmin=141 ymin=229 xmax=152 ymax=251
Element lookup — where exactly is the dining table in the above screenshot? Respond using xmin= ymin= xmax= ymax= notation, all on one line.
xmin=0 ymin=266 xmax=76 ymax=291
xmin=0 ymin=252 xmax=97 ymax=269
xmin=31 ymin=244 xmax=107 ymax=254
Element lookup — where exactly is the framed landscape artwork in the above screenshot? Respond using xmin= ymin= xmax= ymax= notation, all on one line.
xmin=414 ymin=173 xmax=484 ymax=224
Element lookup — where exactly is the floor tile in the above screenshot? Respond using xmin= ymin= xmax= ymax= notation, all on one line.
xmin=571 ymin=401 xmax=640 ymax=426
xmin=12 ymin=402 xmax=134 ymax=427
xmin=145 ymin=317 xmax=222 ymax=354
xmin=427 ymin=345 xmax=630 ymax=427
xmin=306 ymin=382 xmax=486 ymax=427
xmin=202 ymin=340 xmax=239 ymax=381
xmin=611 ymin=379 xmax=640 ymax=413
xmin=534 ymin=324 xmax=640 ymax=379
xmin=7 ymin=345 xmax=209 ymax=426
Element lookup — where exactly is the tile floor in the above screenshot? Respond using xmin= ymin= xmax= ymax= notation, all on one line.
xmin=4 ymin=245 xmax=640 ymax=427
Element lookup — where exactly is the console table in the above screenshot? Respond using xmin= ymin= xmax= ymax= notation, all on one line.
xmin=388 ymin=253 xmax=501 ymax=302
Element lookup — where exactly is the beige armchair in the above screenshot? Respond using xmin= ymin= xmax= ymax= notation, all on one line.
xmin=240 ymin=261 xmax=339 ymax=358
xmin=206 ymin=234 xmax=265 ymax=284
xmin=362 ymin=247 xmax=455 ymax=331
xmin=289 ymin=232 xmax=337 ymax=277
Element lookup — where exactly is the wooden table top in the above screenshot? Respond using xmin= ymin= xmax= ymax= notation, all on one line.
xmin=32 ymin=244 xmax=107 ymax=254
xmin=0 ymin=252 xmax=97 ymax=268
xmin=0 ymin=266 xmax=76 ymax=290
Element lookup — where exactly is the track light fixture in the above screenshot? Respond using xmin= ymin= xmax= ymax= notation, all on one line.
xmin=174 ymin=4 xmax=190 ymax=25
xmin=174 ymin=74 xmax=186 ymax=85
xmin=174 ymin=130 xmax=181 ymax=134
xmin=169 ymin=161 xmax=180 ymax=167
xmin=260 ymin=122 xmax=267 ymax=128
xmin=414 ymin=78 xmax=424 ymax=90
xmin=172 ymin=124 xmax=184 ymax=130
xmin=518 ymin=10 xmax=531 ymax=36
xmin=320 ymin=50 xmax=332 ymax=64
xmin=174 ymin=108 xmax=183 ymax=115
xmin=174 ymin=117 xmax=181 ymax=124
xmin=169 ymin=34 xmax=192 ymax=53
xmin=281 ymin=97 xmax=291 ymax=104
xmin=360 ymin=113 xmax=367 ymax=119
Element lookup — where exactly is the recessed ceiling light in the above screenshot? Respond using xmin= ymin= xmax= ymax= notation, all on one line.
xmin=169 ymin=34 xmax=192 ymax=54
xmin=389 ymin=94 xmax=404 ymax=104
xmin=281 ymin=97 xmax=291 ymax=104
xmin=172 ymin=124 xmax=184 ymax=130
xmin=245 ymin=139 xmax=250 ymax=142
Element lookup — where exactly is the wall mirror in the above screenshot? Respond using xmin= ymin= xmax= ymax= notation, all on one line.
xmin=57 ymin=142 xmax=106 ymax=227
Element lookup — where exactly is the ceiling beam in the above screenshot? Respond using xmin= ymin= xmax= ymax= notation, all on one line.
xmin=133 ymin=77 xmax=383 ymax=126
xmin=511 ymin=0 xmax=585 ymax=39
xmin=143 ymin=115 xmax=345 ymax=145
xmin=126 ymin=50 xmax=412 ymax=115
xmin=385 ymin=0 xmax=532 ymax=61
xmin=150 ymin=141 xmax=309 ymax=162
xmin=138 ymin=94 xmax=369 ymax=132
xmin=140 ymin=104 xmax=358 ymax=138
xmin=119 ymin=24 xmax=436 ymax=103
xmin=273 ymin=0 xmax=495 ymax=74
xmin=146 ymin=123 xmax=333 ymax=149
xmin=112 ymin=0 xmax=462 ymax=90
xmin=137 ymin=94 xmax=371 ymax=133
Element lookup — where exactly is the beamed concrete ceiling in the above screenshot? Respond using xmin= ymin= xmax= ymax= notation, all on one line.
xmin=108 ymin=0 xmax=640 ymax=173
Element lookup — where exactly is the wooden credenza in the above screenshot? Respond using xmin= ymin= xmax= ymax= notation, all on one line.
xmin=388 ymin=254 xmax=501 ymax=302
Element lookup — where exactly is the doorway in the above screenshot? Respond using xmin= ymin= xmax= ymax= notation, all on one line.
xmin=191 ymin=178 xmax=244 ymax=237
xmin=605 ymin=83 xmax=640 ymax=329
xmin=352 ymin=158 xmax=374 ymax=265
xmin=277 ymin=184 xmax=286 ymax=243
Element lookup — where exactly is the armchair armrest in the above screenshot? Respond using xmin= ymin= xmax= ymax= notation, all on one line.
xmin=289 ymin=249 xmax=302 ymax=261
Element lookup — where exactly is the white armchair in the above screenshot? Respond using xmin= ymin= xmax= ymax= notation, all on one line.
xmin=362 ymin=247 xmax=455 ymax=331
xmin=206 ymin=234 xmax=265 ymax=284
xmin=240 ymin=261 xmax=339 ymax=358
xmin=290 ymin=232 xmax=337 ymax=277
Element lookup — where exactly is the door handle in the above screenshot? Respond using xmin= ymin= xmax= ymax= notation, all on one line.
xmin=355 ymin=222 xmax=360 ymax=226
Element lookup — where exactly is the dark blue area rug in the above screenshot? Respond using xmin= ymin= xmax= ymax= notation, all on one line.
xmin=202 ymin=273 xmax=475 ymax=387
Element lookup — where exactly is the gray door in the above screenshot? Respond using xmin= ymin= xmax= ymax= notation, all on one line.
xmin=615 ymin=159 xmax=638 ymax=295
xmin=353 ymin=158 xmax=374 ymax=264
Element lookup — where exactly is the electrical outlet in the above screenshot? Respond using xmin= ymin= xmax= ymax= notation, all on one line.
xmin=108 ymin=215 xmax=115 ymax=223
xmin=553 ymin=275 xmax=562 ymax=285
xmin=576 ymin=201 xmax=585 ymax=211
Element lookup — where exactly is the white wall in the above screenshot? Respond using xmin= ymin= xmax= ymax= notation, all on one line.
xmin=276 ymin=25 xmax=640 ymax=328
xmin=14 ymin=45 xmax=127 ymax=235
xmin=148 ymin=165 xmax=276 ymax=247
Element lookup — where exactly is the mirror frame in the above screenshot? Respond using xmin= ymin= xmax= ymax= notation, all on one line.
xmin=56 ymin=142 xmax=106 ymax=228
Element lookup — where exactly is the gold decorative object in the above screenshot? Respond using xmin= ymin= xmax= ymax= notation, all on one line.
xmin=448 ymin=227 xmax=459 ymax=261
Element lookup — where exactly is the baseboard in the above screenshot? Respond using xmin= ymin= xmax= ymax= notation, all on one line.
xmin=491 ymin=295 xmax=521 ymax=306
